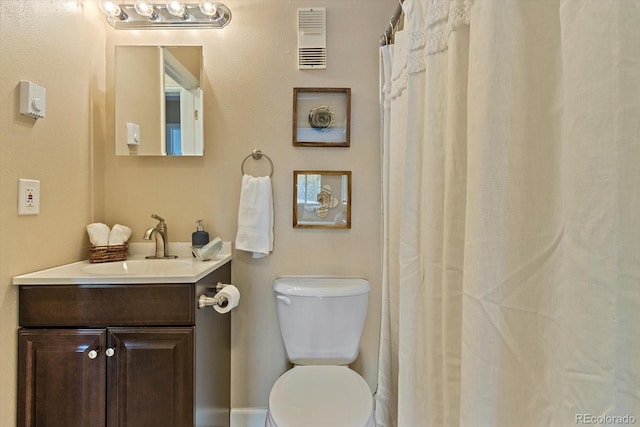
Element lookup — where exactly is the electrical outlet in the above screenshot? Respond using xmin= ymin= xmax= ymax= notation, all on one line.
xmin=25 ymin=186 xmax=35 ymax=207
xmin=18 ymin=179 xmax=40 ymax=215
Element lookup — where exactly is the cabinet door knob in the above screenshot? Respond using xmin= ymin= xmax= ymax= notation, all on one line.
xmin=106 ymin=348 xmax=115 ymax=357
xmin=88 ymin=350 xmax=98 ymax=360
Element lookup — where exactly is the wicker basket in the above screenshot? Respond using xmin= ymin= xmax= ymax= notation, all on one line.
xmin=89 ymin=243 xmax=128 ymax=263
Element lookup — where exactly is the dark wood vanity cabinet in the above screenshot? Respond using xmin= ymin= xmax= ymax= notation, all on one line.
xmin=18 ymin=329 xmax=107 ymax=426
xmin=18 ymin=327 xmax=193 ymax=427
xmin=17 ymin=261 xmax=231 ymax=427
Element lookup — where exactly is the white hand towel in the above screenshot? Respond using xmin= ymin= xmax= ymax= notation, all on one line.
xmin=235 ymin=175 xmax=274 ymax=258
xmin=87 ymin=223 xmax=110 ymax=246
xmin=108 ymin=224 xmax=132 ymax=245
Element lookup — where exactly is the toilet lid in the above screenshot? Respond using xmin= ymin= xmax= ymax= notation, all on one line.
xmin=269 ymin=366 xmax=373 ymax=427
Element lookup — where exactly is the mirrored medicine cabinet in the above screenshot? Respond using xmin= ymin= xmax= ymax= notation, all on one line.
xmin=115 ymin=45 xmax=204 ymax=156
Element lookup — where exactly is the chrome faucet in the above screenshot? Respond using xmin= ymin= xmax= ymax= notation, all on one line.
xmin=143 ymin=214 xmax=177 ymax=259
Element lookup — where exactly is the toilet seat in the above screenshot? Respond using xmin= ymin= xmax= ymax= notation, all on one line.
xmin=267 ymin=365 xmax=374 ymax=427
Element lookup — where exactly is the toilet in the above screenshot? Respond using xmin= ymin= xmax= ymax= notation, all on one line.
xmin=266 ymin=277 xmax=375 ymax=427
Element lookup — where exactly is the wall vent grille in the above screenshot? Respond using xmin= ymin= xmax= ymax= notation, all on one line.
xmin=298 ymin=8 xmax=327 ymax=69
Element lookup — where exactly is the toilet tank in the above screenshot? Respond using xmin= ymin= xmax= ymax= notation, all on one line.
xmin=273 ymin=277 xmax=370 ymax=365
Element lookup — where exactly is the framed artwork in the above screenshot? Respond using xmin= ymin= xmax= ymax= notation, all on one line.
xmin=293 ymin=88 xmax=351 ymax=147
xmin=293 ymin=170 xmax=352 ymax=229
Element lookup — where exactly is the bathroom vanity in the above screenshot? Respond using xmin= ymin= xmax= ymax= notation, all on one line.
xmin=14 ymin=244 xmax=232 ymax=427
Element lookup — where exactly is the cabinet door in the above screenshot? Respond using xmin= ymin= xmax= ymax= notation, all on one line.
xmin=18 ymin=329 xmax=106 ymax=427
xmin=107 ymin=327 xmax=194 ymax=427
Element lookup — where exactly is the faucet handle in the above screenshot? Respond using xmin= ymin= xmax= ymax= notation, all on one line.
xmin=151 ymin=213 xmax=165 ymax=223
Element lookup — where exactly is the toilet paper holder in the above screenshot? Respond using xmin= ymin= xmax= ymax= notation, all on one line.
xmin=198 ymin=282 xmax=231 ymax=309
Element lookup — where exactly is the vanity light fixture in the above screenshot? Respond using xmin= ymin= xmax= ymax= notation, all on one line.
xmin=165 ymin=1 xmax=188 ymax=19
xmin=133 ymin=1 xmax=159 ymax=21
xmin=199 ymin=1 xmax=217 ymax=17
xmin=99 ymin=1 xmax=231 ymax=29
xmin=99 ymin=0 xmax=129 ymax=21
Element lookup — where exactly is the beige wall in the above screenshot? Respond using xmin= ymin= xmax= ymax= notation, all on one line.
xmin=1 ymin=0 xmax=395 ymax=418
xmin=114 ymin=46 xmax=164 ymax=155
xmin=105 ymin=0 xmax=392 ymax=410
xmin=0 ymin=0 xmax=106 ymax=424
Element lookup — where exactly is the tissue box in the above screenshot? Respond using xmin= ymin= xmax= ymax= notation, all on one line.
xmin=192 ymin=238 xmax=223 ymax=261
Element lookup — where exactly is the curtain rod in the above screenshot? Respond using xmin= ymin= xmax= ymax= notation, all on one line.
xmin=380 ymin=0 xmax=404 ymax=46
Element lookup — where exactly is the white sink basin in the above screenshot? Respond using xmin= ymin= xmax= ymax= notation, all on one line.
xmin=82 ymin=259 xmax=195 ymax=276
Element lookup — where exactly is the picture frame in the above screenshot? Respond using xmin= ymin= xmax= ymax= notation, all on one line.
xmin=293 ymin=170 xmax=352 ymax=229
xmin=293 ymin=88 xmax=351 ymax=147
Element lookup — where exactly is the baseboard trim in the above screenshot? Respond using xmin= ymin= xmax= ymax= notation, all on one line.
xmin=230 ymin=408 xmax=268 ymax=427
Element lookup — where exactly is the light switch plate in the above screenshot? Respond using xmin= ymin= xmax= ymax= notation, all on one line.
xmin=127 ymin=122 xmax=140 ymax=146
xmin=18 ymin=179 xmax=40 ymax=215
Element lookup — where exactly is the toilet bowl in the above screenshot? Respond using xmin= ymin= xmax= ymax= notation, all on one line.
xmin=266 ymin=277 xmax=375 ymax=427
xmin=266 ymin=366 xmax=374 ymax=427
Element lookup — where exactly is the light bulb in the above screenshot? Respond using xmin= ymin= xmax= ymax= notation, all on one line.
xmin=166 ymin=1 xmax=187 ymax=18
xmin=99 ymin=0 xmax=128 ymax=20
xmin=134 ymin=1 xmax=159 ymax=20
xmin=199 ymin=1 xmax=218 ymax=17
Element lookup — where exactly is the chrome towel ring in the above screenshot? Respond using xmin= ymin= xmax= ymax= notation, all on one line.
xmin=240 ymin=149 xmax=274 ymax=177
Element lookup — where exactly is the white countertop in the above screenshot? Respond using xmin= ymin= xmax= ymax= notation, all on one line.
xmin=13 ymin=242 xmax=232 ymax=285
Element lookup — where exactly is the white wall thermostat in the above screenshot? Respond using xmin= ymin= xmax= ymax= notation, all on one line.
xmin=19 ymin=81 xmax=46 ymax=119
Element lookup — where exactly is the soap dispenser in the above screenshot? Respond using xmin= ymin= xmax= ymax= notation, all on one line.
xmin=192 ymin=220 xmax=210 ymax=250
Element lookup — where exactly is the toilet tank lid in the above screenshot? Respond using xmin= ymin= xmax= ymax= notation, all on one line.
xmin=273 ymin=276 xmax=370 ymax=297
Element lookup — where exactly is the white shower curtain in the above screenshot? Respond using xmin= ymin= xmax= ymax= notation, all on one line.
xmin=376 ymin=1 xmax=640 ymax=426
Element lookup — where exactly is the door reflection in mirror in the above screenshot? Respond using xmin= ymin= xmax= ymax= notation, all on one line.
xmin=115 ymin=46 xmax=204 ymax=156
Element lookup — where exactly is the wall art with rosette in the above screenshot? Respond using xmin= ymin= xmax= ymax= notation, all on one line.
xmin=293 ymin=170 xmax=352 ymax=229
xmin=292 ymin=88 xmax=351 ymax=147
